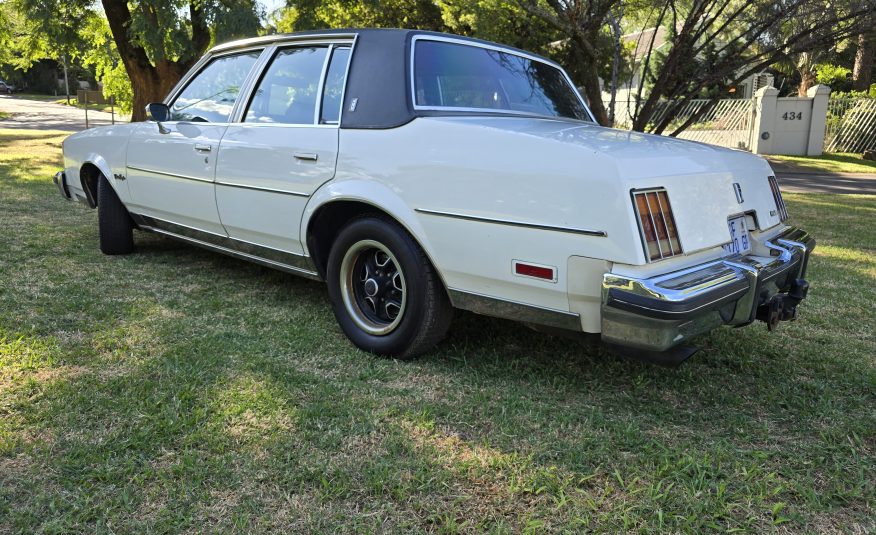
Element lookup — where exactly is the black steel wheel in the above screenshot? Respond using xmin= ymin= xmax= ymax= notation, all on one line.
xmin=326 ymin=215 xmax=452 ymax=359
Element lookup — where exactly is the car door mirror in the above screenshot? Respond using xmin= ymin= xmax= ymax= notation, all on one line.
xmin=146 ymin=102 xmax=170 ymax=122
xmin=146 ymin=103 xmax=171 ymax=134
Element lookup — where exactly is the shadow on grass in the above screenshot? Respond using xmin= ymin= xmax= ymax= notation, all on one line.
xmin=2 ymin=176 xmax=875 ymax=530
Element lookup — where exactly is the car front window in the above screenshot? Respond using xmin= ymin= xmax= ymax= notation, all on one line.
xmin=244 ymin=47 xmax=329 ymax=124
xmin=170 ymin=51 xmax=261 ymax=123
xmin=413 ymin=40 xmax=591 ymax=122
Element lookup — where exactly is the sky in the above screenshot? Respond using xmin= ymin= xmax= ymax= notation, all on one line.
xmin=260 ymin=0 xmax=285 ymax=17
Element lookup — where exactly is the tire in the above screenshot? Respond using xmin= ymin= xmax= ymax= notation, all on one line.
xmin=326 ymin=215 xmax=452 ymax=359
xmin=97 ymin=174 xmax=134 ymax=255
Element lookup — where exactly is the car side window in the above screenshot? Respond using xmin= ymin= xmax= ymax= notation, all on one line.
xmin=319 ymin=47 xmax=350 ymax=124
xmin=245 ymin=47 xmax=329 ymax=124
xmin=169 ymin=51 xmax=261 ymax=123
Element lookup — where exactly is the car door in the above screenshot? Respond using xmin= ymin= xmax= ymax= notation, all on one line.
xmin=125 ymin=50 xmax=263 ymax=235
xmin=214 ymin=43 xmax=352 ymax=254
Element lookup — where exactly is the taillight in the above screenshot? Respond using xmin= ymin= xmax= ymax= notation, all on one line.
xmin=632 ymin=188 xmax=683 ymax=261
xmin=767 ymin=176 xmax=789 ymax=221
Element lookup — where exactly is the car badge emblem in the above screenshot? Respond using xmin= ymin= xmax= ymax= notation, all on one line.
xmin=349 ymin=97 xmax=358 ymax=112
xmin=733 ymin=182 xmax=744 ymax=204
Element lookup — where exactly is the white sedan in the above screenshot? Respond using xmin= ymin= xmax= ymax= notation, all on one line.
xmin=54 ymin=29 xmax=814 ymax=363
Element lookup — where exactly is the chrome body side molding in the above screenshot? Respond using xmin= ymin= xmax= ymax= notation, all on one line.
xmin=448 ymin=288 xmax=582 ymax=331
xmin=214 ymin=181 xmax=311 ymax=197
xmin=126 ymin=165 xmax=214 ymax=184
xmin=415 ymin=208 xmax=607 ymax=237
xmin=131 ymin=214 xmax=322 ymax=280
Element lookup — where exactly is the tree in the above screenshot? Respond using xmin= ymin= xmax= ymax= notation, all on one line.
xmin=2 ymin=0 xmax=92 ymax=100
xmin=284 ymin=0 xmax=445 ymax=31
xmin=626 ymin=0 xmax=873 ymax=133
xmin=851 ymin=6 xmax=875 ymax=90
xmin=15 ymin=0 xmax=263 ymax=120
xmin=518 ymin=0 xmax=873 ymax=130
xmin=515 ymin=0 xmax=618 ymax=125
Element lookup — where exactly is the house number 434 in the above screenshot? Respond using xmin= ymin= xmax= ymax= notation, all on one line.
xmin=782 ymin=111 xmax=803 ymax=120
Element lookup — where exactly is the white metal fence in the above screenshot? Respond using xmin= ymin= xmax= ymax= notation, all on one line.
xmin=604 ymin=98 xmax=755 ymax=151
xmin=824 ymin=97 xmax=876 ymax=153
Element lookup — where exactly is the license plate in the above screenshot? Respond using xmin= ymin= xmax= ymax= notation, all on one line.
xmin=723 ymin=215 xmax=751 ymax=256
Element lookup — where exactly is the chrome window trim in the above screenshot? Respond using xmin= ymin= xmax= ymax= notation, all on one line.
xmin=160 ymin=47 xmax=268 ymax=124
xmin=312 ymin=44 xmax=335 ymax=125
xmin=415 ymin=208 xmax=607 ymax=237
xmin=321 ymin=40 xmax=355 ymax=125
xmin=409 ymin=35 xmax=596 ymax=123
xmin=228 ymin=45 xmax=277 ymax=123
xmin=210 ymin=33 xmax=358 ymax=54
xmin=230 ymin=36 xmax=356 ymax=128
xmin=221 ymin=123 xmax=339 ymax=129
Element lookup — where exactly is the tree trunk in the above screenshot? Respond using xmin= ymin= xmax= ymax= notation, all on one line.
xmin=852 ymin=31 xmax=875 ymax=91
xmin=607 ymin=11 xmax=623 ymax=127
xmin=127 ymin=63 xmax=185 ymax=122
xmin=797 ymin=51 xmax=817 ymax=96
xmin=101 ymin=0 xmax=208 ymax=121
xmin=567 ymin=34 xmax=610 ymax=126
xmin=798 ymin=69 xmax=817 ymax=96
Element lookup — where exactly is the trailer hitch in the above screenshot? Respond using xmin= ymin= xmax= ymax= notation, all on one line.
xmin=757 ymin=279 xmax=809 ymax=331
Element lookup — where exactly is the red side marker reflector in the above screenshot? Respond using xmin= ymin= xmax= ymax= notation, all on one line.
xmin=514 ymin=262 xmax=555 ymax=281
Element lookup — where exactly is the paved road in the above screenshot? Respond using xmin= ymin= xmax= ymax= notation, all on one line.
xmin=775 ymin=171 xmax=876 ymax=195
xmin=0 ymin=94 xmax=127 ymax=131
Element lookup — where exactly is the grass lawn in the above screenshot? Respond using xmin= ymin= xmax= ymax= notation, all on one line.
xmin=0 ymin=112 xmax=9 ymax=120
xmin=10 ymin=93 xmax=63 ymax=102
xmin=1 ymin=129 xmax=874 ymax=533
xmin=770 ymin=152 xmax=876 ymax=174
xmin=52 ymin=98 xmax=116 ymax=114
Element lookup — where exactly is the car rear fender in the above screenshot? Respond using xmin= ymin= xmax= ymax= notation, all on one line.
xmin=301 ymin=178 xmax=445 ymax=286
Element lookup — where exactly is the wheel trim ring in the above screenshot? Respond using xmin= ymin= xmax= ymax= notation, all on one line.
xmin=339 ymin=239 xmax=407 ymax=336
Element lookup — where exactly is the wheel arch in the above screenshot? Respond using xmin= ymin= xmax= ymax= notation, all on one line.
xmin=79 ymin=155 xmax=114 ymax=209
xmin=302 ymin=182 xmax=448 ymax=292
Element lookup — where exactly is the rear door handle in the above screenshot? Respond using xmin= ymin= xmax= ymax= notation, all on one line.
xmin=293 ymin=152 xmax=318 ymax=162
xmin=194 ymin=144 xmax=212 ymax=153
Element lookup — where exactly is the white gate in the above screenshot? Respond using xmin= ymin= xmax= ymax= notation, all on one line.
xmin=604 ymin=98 xmax=756 ymax=151
xmin=824 ymin=97 xmax=876 ymax=153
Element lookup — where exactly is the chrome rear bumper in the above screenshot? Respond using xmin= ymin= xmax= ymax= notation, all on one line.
xmin=601 ymin=226 xmax=815 ymax=352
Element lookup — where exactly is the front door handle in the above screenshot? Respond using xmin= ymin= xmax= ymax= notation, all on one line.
xmin=194 ymin=144 xmax=212 ymax=153
xmin=293 ymin=152 xmax=318 ymax=162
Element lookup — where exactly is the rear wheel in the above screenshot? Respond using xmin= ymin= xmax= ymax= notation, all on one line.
xmin=326 ymin=215 xmax=452 ymax=359
xmin=97 ymin=174 xmax=134 ymax=255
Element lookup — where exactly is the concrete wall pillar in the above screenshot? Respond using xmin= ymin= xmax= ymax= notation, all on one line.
xmin=806 ymin=84 xmax=831 ymax=156
xmin=751 ymin=86 xmax=779 ymax=155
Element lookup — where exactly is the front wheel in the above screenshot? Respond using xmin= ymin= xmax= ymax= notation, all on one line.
xmin=97 ymin=174 xmax=134 ymax=255
xmin=326 ymin=216 xmax=452 ymax=359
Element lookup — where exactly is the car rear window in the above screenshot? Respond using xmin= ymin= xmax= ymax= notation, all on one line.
xmin=413 ymin=40 xmax=591 ymax=121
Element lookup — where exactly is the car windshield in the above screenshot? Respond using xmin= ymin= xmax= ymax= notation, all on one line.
xmin=413 ymin=40 xmax=591 ymax=122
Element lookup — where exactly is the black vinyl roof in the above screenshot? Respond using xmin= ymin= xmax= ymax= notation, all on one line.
xmin=213 ymin=29 xmax=567 ymax=129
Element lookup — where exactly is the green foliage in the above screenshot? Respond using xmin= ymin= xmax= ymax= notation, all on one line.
xmin=815 ymin=63 xmax=853 ymax=91
xmin=210 ymin=0 xmax=265 ymax=44
xmin=79 ymin=14 xmax=133 ymax=112
xmin=283 ymin=0 xmax=444 ymax=32
xmin=438 ymin=0 xmax=559 ymax=54
xmin=831 ymin=86 xmax=876 ymax=99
